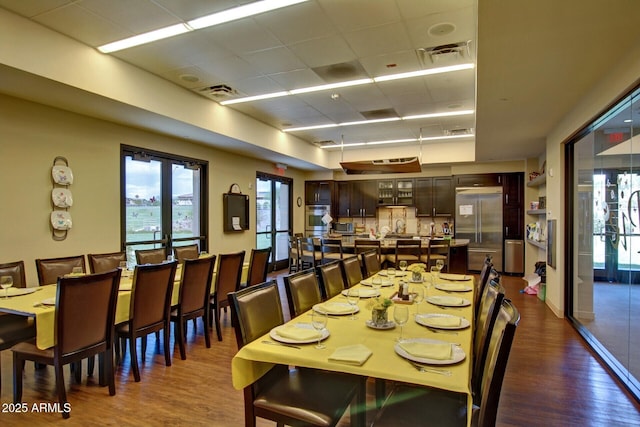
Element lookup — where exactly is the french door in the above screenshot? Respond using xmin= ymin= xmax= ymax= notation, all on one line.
xmin=121 ymin=146 xmax=208 ymax=265
xmin=256 ymin=173 xmax=292 ymax=271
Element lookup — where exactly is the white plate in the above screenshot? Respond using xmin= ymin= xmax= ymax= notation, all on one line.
xmin=52 ymin=165 xmax=73 ymax=185
xmin=51 ymin=188 xmax=73 ymax=208
xmin=415 ymin=313 xmax=470 ymax=330
xmin=395 ymin=338 xmax=466 ymax=365
xmin=270 ymin=323 xmax=330 ymax=344
xmin=342 ymin=288 xmax=380 ymax=298
xmin=312 ymin=302 xmax=359 ymax=316
xmin=378 ymin=270 xmax=408 ymax=277
xmin=5 ymin=287 xmax=38 ymax=297
xmin=50 ymin=211 xmax=72 ymax=230
xmin=360 ymin=279 xmax=393 ymax=287
xmin=435 ymin=284 xmax=473 ymax=293
xmin=42 ymin=297 xmax=56 ymax=306
xmin=439 ymin=273 xmax=472 ymax=281
xmin=427 ymin=295 xmax=471 ymax=307
xmin=366 ymin=320 xmax=396 ymax=330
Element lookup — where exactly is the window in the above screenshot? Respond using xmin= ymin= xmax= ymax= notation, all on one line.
xmin=121 ymin=146 xmax=208 ymax=264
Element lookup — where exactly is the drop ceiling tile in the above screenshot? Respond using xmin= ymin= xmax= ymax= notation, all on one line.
xmin=241 ymin=46 xmax=307 ymax=76
xmin=404 ymin=7 xmax=476 ymax=49
xmin=192 ymin=54 xmax=262 ymax=82
xmin=255 ymin=1 xmax=335 ymax=45
xmin=0 ymin=0 xmax=72 ymax=17
xmin=79 ymin=0 xmax=179 ymax=33
xmin=343 ymin=22 xmax=413 ymax=58
xmin=288 ymin=35 xmax=357 ymax=69
xmin=358 ymin=50 xmax=423 ymax=78
xmin=203 ymin=19 xmax=282 ymax=55
xmin=319 ymin=0 xmax=401 ymax=32
xmin=153 ymin=0 xmax=241 ymax=21
xmin=224 ymin=75 xmax=285 ymax=95
xmin=267 ymin=68 xmax=325 ymax=91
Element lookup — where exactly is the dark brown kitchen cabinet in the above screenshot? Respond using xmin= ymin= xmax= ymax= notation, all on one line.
xmin=502 ymin=172 xmax=524 ymax=239
xmin=377 ymin=179 xmax=414 ymax=206
xmin=415 ymin=177 xmax=454 ymax=217
xmin=337 ymin=180 xmax=376 ymax=217
xmin=454 ymin=173 xmax=502 ymax=187
xmin=305 ymin=180 xmax=333 ymax=205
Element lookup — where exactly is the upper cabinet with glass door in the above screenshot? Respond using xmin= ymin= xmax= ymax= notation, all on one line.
xmin=377 ymin=179 xmax=414 ymax=206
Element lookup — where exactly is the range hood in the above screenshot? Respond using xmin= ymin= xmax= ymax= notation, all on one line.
xmin=340 ymin=157 xmax=422 ymax=174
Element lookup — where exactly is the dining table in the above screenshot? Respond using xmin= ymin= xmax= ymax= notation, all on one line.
xmin=231 ymin=268 xmax=476 ymax=426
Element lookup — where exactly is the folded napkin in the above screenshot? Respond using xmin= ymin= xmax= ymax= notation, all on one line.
xmin=328 ymin=344 xmax=372 ymax=366
xmin=360 ymin=279 xmax=392 ymax=287
xmin=318 ymin=303 xmax=354 ymax=314
xmin=437 ymin=283 xmax=469 ymax=291
xmin=399 ymin=342 xmax=452 ymax=360
xmin=439 ymin=273 xmax=470 ymax=281
xmin=276 ymin=325 xmax=320 ymax=341
xmin=425 ymin=316 xmax=461 ymax=327
xmin=344 ymin=288 xmax=378 ymax=298
xmin=430 ymin=296 xmax=464 ymax=306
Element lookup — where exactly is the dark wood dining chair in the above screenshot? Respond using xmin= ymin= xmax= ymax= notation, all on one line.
xmin=341 ymin=256 xmax=363 ymax=288
xmin=390 ymin=239 xmax=421 ymax=268
xmin=35 ymin=255 xmax=86 ymax=285
xmin=242 ymin=247 xmax=271 ymax=288
xmin=173 ymin=244 xmax=199 ymax=263
xmin=210 ymin=251 xmax=245 ymax=341
xmin=475 ymin=257 xmax=494 ymax=317
xmin=361 ymin=249 xmax=382 ymax=277
xmin=316 ymin=260 xmax=347 ymax=300
xmin=371 ymin=299 xmax=520 ymax=427
xmin=283 ymin=268 xmax=322 ymax=318
xmin=170 ymin=256 xmax=215 ymax=360
xmin=115 ymin=261 xmax=177 ymax=382
xmin=88 ymin=251 xmax=126 ymax=273
xmin=299 ymin=237 xmax=321 ymax=269
xmin=12 ymin=269 xmax=121 ymax=418
xmin=473 ymin=279 xmax=505 ymax=394
xmin=228 ymin=280 xmax=365 ymax=427
xmin=354 ymin=239 xmax=382 ymax=264
xmin=135 ymin=247 xmax=166 ymax=265
xmin=0 ymin=261 xmax=35 ymax=398
xmin=422 ymin=238 xmax=450 ymax=272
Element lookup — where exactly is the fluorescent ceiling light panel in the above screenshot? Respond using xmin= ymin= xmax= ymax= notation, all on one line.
xmin=189 ymin=0 xmax=309 ymax=29
xmin=98 ymin=24 xmax=191 ymax=53
xmin=289 ymin=78 xmax=373 ymax=95
xmin=98 ymin=0 xmax=309 ymax=53
xmin=283 ymin=111 xmax=473 ymax=132
xmin=373 ymin=63 xmax=474 ymax=82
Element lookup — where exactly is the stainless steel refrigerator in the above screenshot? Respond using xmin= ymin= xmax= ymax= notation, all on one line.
xmin=455 ymin=187 xmax=503 ymax=271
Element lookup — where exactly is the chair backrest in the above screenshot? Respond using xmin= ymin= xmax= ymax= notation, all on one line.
xmin=54 ymin=269 xmax=121 ymax=358
xmin=87 ymin=251 xmax=126 ymax=273
xmin=283 ymin=268 xmax=322 ymax=318
xmin=178 ymin=256 xmax=216 ymax=315
xmin=228 ymin=280 xmax=284 ymax=349
xmin=130 ymin=262 xmax=177 ymax=330
xmin=473 ymin=278 xmax=505 ymax=393
xmin=341 ymin=256 xmax=363 ymax=288
xmin=246 ymin=247 xmax=271 ymax=287
xmin=394 ymin=239 xmax=421 ymax=265
xmin=361 ymin=249 xmax=381 ymax=277
xmin=173 ymin=244 xmax=200 ymax=263
xmin=214 ymin=251 xmax=246 ymax=306
xmin=135 ymin=248 xmax=166 ymax=265
xmin=475 ymin=299 xmax=520 ymax=426
xmin=0 ymin=260 xmax=27 ymax=288
xmin=426 ymin=238 xmax=450 ymax=270
xmin=299 ymin=237 xmax=319 ymax=267
xmin=320 ymin=238 xmax=343 ymax=263
xmin=35 ymin=255 xmax=86 ymax=285
xmin=288 ymin=235 xmax=301 ymax=270
xmin=316 ymin=260 xmax=346 ymax=300
xmin=475 ymin=259 xmax=494 ymax=312
xmin=354 ymin=239 xmax=381 ymax=262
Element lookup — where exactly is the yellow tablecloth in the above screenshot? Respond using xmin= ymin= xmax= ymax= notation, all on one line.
xmin=231 ymin=274 xmax=475 ymax=397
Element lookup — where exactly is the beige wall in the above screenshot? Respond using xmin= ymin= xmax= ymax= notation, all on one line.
xmin=0 ymin=94 xmax=307 ymax=284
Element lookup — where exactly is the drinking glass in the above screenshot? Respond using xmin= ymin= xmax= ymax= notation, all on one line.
xmin=412 ymin=285 xmax=424 ymax=315
xmin=346 ymin=288 xmax=359 ymax=320
xmin=398 ymin=260 xmax=408 ymax=272
xmin=393 ymin=305 xmax=409 ymax=342
xmin=387 ymin=267 xmax=396 ymax=281
xmin=0 ymin=276 xmax=13 ymax=298
xmin=311 ymin=311 xmax=328 ymax=349
xmin=436 ymin=259 xmax=445 ymax=272
xmin=372 ymin=276 xmax=382 ymax=295
xmin=430 ymin=266 xmax=440 ymax=284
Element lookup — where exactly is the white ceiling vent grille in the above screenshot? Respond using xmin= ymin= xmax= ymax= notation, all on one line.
xmin=444 ymin=127 xmax=474 ymax=136
xmin=417 ymin=41 xmax=471 ymax=65
xmin=195 ymin=84 xmax=239 ymax=101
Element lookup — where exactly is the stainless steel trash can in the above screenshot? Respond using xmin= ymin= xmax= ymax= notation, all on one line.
xmin=504 ymin=239 xmax=524 ymax=274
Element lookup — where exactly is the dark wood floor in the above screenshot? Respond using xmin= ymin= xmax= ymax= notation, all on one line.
xmin=1 ymin=272 xmax=639 ymax=426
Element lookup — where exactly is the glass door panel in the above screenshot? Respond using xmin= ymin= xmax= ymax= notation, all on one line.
xmin=256 ymin=174 xmax=292 ymax=271
xmin=171 ymin=163 xmax=202 ymax=250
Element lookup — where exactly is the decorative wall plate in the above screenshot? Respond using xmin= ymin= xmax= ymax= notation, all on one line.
xmin=51 ymin=210 xmax=72 ymax=230
xmin=52 ymin=188 xmax=73 ymax=208
xmin=52 ymin=165 xmax=73 ymax=185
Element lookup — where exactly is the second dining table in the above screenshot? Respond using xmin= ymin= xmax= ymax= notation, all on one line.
xmin=231 ymin=268 xmax=476 ymax=426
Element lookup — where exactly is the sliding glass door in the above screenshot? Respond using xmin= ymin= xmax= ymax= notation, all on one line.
xmin=121 ymin=146 xmax=208 ymax=264
xmin=568 ymin=86 xmax=640 ymax=399
xmin=256 ymin=173 xmax=292 ymax=271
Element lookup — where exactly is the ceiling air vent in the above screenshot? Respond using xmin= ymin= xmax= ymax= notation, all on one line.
xmin=315 ymin=140 xmax=338 ymax=148
xmin=417 ymin=41 xmax=471 ymax=65
xmin=196 ymin=84 xmax=239 ymax=101
xmin=444 ymin=128 xmax=474 ymax=136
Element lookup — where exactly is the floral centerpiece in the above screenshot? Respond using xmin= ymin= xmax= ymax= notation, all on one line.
xmin=408 ymin=263 xmax=427 ymax=282
xmin=371 ymin=297 xmax=393 ymax=326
